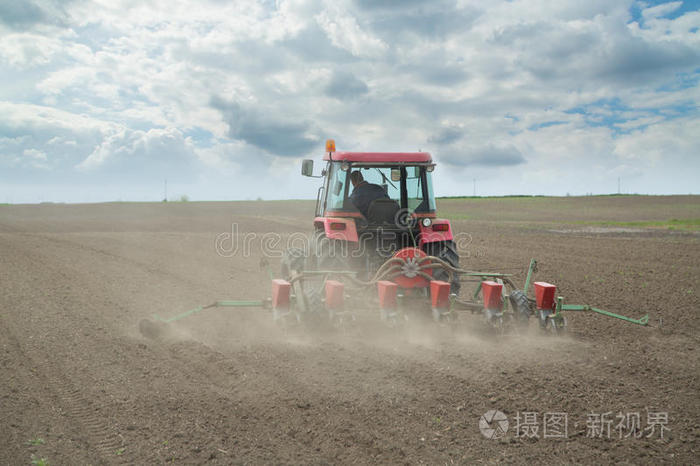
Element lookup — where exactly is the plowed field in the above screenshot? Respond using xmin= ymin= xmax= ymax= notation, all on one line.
xmin=1 ymin=196 xmax=698 ymax=464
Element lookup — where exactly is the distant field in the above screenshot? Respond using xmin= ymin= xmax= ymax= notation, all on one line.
xmin=3 ymin=195 xmax=698 ymax=232
xmin=436 ymin=195 xmax=700 ymax=228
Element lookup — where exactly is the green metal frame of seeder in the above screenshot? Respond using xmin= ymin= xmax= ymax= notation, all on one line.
xmin=151 ymin=258 xmax=648 ymax=327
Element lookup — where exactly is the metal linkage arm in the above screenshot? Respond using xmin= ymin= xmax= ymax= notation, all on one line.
xmin=523 ymin=259 xmax=537 ymax=297
xmin=559 ymin=302 xmax=649 ymax=326
xmin=154 ymin=300 xmax=269 ymax=324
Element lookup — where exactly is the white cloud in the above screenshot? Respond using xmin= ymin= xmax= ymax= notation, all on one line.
xmin=614 ymin=116 xmax=700 ymax=165
xmin=0 ymin=101 xmax=115 ymax=134
xmin=22 ymin=148 xmax=49 ymax=169
xmin=315 ymin=3 xmax=388 ymax=58
xmin=77 ymin=127 xmax=199 ymax=182
xmin=0 ymin=33 xmax=63 ymax=68
xmin=23 ymin=148 xmax=47 ymax=160
xmin=641 ymin=1 xmax=682 ymax=20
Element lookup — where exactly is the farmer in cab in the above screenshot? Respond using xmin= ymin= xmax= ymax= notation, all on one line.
xmin=349 ymin=170 xmax=390 ymax=218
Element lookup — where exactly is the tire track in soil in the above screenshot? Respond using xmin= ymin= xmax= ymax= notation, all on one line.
xmin=0 ymin=234 xmax=127 ymax=464
xmin=18 ymin=344 xmax=126 ymax=463
xmin=0 ymin=313 xmax=66 ymax=464
xmin=0 ymin=230 xmax=274 ymax=463
xmin=1 ymin=326 xmax=126 ymax=465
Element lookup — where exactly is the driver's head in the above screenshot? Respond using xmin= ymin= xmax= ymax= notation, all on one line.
xmin=350 ymin=170 xmax=364 ymax=187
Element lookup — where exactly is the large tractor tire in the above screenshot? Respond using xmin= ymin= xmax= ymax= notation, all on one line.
xmin=280 ymin=243 xmax=327 ymax=326
xmin=309 ymin=230 xmax=349 ymax=271
xmin=294 ymin=232 xmax=346 ymax=328
xmin=424 ymin=240 xmax=461 ymax=295
xmin=508 ymin=289 xmax=531 ymax=327
xmin=280 ymin=247 xmax=306 ymax=279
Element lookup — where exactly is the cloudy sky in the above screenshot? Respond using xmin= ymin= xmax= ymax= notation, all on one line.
xmin=1 ymin=0 xmax=698 ymax=203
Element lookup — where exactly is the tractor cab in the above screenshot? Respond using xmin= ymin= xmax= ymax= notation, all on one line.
xmin=302 ymin=140 xmax=437 ymax=224
xmin=319 ymin=153 xmax=436 ymax=222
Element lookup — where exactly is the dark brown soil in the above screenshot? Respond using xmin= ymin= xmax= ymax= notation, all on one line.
xmin=1 ymin=197 xmax=698 ymax=464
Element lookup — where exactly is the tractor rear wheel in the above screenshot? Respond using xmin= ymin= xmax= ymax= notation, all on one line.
xmin=297 ymin=232 xmax=347 ymax=329
xmin=310 ymin=231 xmax=349 ymax=271
xmin=425 ymin=240 xmax=461 ymax=295
xmin=280 ymin=247 xmax=306 ymax=279
xmin=508 ymin=290 xmax=531 ymax=327
xmin=280 ymin=245 xmax=327 ymax=326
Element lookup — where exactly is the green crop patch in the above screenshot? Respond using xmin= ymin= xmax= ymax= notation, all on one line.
xmin=574 ymin=218 xmax=700 ymax=230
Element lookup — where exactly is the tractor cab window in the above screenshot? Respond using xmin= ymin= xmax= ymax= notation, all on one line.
xmin=423 ymin=168 xmax=436 ymax=211
xmin=354 ymin=167 xmax=401 ymax=202
xmin=325 ymin=162 xmax=348 ymax=211
xmin=406 ymin=166 xmax=427 ymax=212
xmin=324 ymin=163 xmax=435 ymax=214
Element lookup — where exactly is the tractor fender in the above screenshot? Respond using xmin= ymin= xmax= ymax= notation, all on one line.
xmin=419 ymin=219 xmax=453 ymax=245
xmin=314 ymin=217 xmax=358 ymax=242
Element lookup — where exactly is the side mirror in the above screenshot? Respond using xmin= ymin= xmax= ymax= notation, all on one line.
xmin=301 ymin=159 xmax=314 ymax=177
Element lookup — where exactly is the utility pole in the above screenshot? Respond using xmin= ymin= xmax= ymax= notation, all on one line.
xmin=473 ymin=178 xmax=476 ymax=197
xmin=164 ymin=179 xmax=168 ymax=202
xmin=618 ymin=177 xmax=620 ymax=194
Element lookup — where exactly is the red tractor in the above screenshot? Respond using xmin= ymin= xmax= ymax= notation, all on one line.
xmin=293 ymin=139 xmax=460 ymax=289
xmin=274 ymin=139 xmax=465 ymax=326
